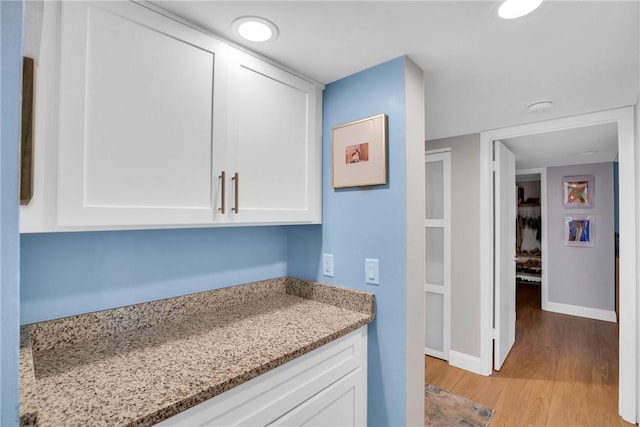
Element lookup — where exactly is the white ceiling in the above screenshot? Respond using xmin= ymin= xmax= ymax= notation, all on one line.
xmin=151 ymin=0 xmax=638 ymax=158
xmin=502 ymin=122 xmax=619 ymax=170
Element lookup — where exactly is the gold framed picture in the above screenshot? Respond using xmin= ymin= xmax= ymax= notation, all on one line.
xmin=332 ymin=114 xmax=388 ymax=188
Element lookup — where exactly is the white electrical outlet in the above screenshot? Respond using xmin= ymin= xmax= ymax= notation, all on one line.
xmin=322 ymin=253 xmax=334 ymax=277
xmin=365 ymin=258 xmax=379 ymax=285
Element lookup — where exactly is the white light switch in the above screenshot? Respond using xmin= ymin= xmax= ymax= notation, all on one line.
xmin=365 ymin=258 xmax=379 ymax=285
xmin=322 ymin=253 xmax=334 ymax=277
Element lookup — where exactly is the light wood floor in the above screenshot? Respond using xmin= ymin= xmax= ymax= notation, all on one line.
xmin=426 ymin=283 xmax=633 ymax=426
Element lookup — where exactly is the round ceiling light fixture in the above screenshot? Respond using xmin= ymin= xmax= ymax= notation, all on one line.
xmin=232 ymin=16 xmax=279 ymax=42
xmin=498 ymin=0 xmax=544 ymax=19
xmin=527 ymin=100 xmax=553 ymax=113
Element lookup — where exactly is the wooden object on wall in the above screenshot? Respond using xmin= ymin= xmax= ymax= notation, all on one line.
xmin=616 ymin=256 xmax=620 ymax=334
xmin=21 ymin=56 xmax=35 ymax=205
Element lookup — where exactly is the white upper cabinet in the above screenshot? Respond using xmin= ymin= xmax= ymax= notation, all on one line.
xmin=21 ymin=1 xmax=321 ymax=232
xmin=57 ymin=1 xmax=228 ymax=226
xmin=226 ymin=48 xmax=321 ymax=224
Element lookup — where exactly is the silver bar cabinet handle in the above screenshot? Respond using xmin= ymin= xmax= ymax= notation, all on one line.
xmin=232 ymin=172 xmax=239 ymax=214
xmin=218 ymin=171 xmax=226 ymax=214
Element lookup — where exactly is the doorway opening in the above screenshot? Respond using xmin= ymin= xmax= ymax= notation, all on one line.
xmin=479 ymin=107 xmax=636 ymax=423
xmin=515 ymin=173 xmax=543 ymax=311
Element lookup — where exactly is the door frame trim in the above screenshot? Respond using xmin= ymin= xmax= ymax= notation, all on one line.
xmin=479 ymin=106 xmax=636 ymax=423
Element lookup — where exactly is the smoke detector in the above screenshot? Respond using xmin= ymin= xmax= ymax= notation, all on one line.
xmin=527 ymin=101 xmax=553 ymax=113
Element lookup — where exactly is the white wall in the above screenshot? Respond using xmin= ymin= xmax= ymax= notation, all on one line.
xmin=546 ymin=162 xmax=615 ymax=314
xmin=404 ymin=57 xmax=426 ymax=427
xmin=426 ymin=134 xmax=481 ymax=357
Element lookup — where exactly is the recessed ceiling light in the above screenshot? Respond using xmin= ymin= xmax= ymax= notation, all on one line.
xmin=527 ymin=101 xmax=553 ymax=113
xmin=498 ymin=0 xmax=544 ymax=19
xmin=578 ymin=151 xmax=598 ymax=156
xmin=232 ymin=16 xmax=279 ymax=42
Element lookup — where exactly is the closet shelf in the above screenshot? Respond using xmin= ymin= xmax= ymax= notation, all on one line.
xmin=516 ymin=272 xmax=542 ymax=279
xmin=516 ymin=278 xmax=541 ymax=286
xmin=517 ymin=252 xmax=541 ymax=259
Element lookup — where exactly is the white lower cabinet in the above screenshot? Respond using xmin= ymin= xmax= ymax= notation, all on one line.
xmin=156 ymin=327 xmax=367 ymax=427
xmin=271 ymin=369 xmax=362 ymax=426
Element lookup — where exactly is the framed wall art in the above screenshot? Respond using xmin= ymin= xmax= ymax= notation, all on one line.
xmin=332 ymin=114 xmax=388 ymax=188
xmin=564 ymin=215 xmax=594 ymax=247
xmin=563 ymin=175 xmax=593 ymax=208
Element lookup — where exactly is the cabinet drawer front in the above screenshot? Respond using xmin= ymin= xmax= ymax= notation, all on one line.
xmin=271 ymin=368 xmax=364 ymax=427
xmin=157 ymin=327 xmax=366 ymax=426
xmin=57 ymin=1 xmax=228 ymax=226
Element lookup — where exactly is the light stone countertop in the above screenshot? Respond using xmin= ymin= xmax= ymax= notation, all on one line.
xmin=19 ymin=277 xmax=375 ymax=427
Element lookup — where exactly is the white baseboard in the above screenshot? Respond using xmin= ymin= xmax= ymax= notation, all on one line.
xmin=543 ymin=301 xmax=617 ymax=322
xmin=425 ymin=348 xmax=446 ymax=360
xmin=448 ymin=350 xmax=487 ymax=376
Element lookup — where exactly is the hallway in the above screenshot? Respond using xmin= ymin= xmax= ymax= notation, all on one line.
xmin=426 ymin=283 xmax=632 ymax=426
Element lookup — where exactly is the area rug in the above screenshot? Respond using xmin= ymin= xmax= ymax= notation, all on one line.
xmin=425 ymin=384 xmax=494 ymax=427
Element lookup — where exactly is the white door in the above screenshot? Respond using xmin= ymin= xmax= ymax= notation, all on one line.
xmin=494 ymin=141 xmax=516 ymax=371
xmin=424 ymin=150 xmax=451 ymax=360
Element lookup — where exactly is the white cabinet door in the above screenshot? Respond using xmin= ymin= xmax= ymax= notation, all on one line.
xmin=271 ymin=368 xmax=365 ymax=427
xmin=56 ymin=1 xmax=228 ymax=226
xmin=226 ymin=48 xmax=321 ymax=224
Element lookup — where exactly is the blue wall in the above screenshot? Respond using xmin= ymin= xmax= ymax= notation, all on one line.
xmin=288 ymin=57 xmax=408 ymax=426
xmin=19 ymin=55 xmax=410 ymax=425
xmin=21 ymin=227 xmax=288 ymax=323
xmin=1 ymin=0 xmax=24 ymax=424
